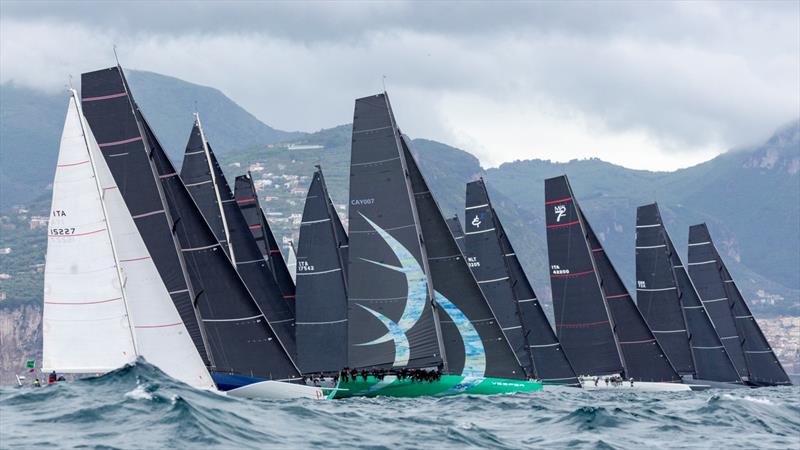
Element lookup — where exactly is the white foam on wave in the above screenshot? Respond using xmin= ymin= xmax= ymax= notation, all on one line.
xmin=125 ymin=383 xmax=153 ymax=401
xmin=721 ymin=393 xmax=775 ymax=405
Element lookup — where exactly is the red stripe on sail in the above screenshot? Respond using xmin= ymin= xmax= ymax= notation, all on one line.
xmin=547 ymin=220 xmax=579 ymax=229
xmin=545 ymin=197 xmax=573 ymax=205
xmin=606 ymin=293 xmax=630 ymax=299
xmin=619 ymin=339 xmax=656 ymax=345
xmin=269 ymin=249 xmax=281 ymax=254
xmin=98 ymin=136 xmax=143 ymax=148
xmin=49 ymin=228 xmax=106 ymax=238
xmin=551 ymin=269 xmax=594 ymax=278
xmin=592 ymin=248 xmax=604 ymax=253
xmin=82 ymin=92 xmax=128 ymax=102
xmin=249 ymin=224 xmax=262 ymax=229
xmin=237 ymin=197 xmax=257 ymax=204
xmin=57 ymin=160 xmax=90 ymax=168
xmin=46 ymin=297 xmax=122 ymax=305
xmin=135 ymin=322 xmax=182 ymax=329
xmin=557 ymin=320 xmax=609 ymax=329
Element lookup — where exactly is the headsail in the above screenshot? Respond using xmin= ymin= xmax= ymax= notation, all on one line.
xmin=403 ymin=139 xmax=524 ymax=379
xmin=465 ymin=179 xmax=579 ymax=385
xmin=82 ymin=66 xmax=300 ymax=381
xmin=180 ymin=117 xmax=297 ymax=357
xmin=689 ymin=224 xmax=790 ymax=386
xmin=296 ymin=167 xmax=349 ymax=374
xmin=347 ymin=93 xmax=442 ymax=371
xmin=463 ymin=180 xmax=533 ymax=374
xmin=234 ymin=173 xmax=297 ymax=313
xmin=687 ymin=224 xmax=749 ymax=379
xmin=287 ymin=241 xmax=297 ymax=283
xmin=635 ymin=204 xmax=695 ymax=375
xmin=544 ymin=176 xmax=624 ymax=376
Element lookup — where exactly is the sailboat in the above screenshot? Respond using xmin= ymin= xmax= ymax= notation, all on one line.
xmin=295 ymin=167 xmax=349 ymax=374
xmin=636 ymin=204 xmax=745 ymax=388
xmin=42 ymin=90 xmax=214 ymax=390
xmin=464 ymin=179 xmax=579 ymax=386
xmin=287 ymin=241 xmax=298 ymax=283
xmin=80 ymin=65 xmax=325 ymax=400
xmin=688 ymin=224 xmax=791 ymax=386
xmin=544 ymin=175 xmax=695 ymax=391
xmin=334 ymin=93 xmax=542 ymax=398
xmin=234 ymin=173 xmax=297 ymax=313
xmin=179 ymin=115 xmax=297 ymax=359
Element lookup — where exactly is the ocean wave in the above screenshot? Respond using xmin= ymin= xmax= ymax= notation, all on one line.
xmin=1 ymin=362 xmax=798 ymax=449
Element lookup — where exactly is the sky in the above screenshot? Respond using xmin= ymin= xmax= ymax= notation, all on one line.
xmin=1 ymin=1 xmax=798 ymax=171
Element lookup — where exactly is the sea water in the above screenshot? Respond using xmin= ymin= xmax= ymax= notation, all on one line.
xmin=1 ymin=362 xmax=798 ymax=449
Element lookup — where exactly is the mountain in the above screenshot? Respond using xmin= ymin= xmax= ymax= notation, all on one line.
xmin=0 ymin=70 xmax=303 ymax=207
xmin=0 ymin=71 xmax=797 ymax=383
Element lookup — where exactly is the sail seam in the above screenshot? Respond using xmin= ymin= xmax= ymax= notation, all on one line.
xmin=547 ymin=220 xmax=579 ymax=229
xmin=636 ymin=244 xmax=666 ymax=249
xmin=180 ymin=243 xmax=220 ymax=252
xmin=296 ymin=319 xmax=348 ymax=325
xmin=45 ymin=297 xmax=122 ymax=305
xmin=185 ymin=180 xmax=213 ymax=187
xmin=544 ymin=197 xmax=572 ymax=205
xmin=301 ymin=218 xmax=331 ymax=225
xmin=477 ymin=276 xmax=510 ymax=284
xmin=517 ymin=298 xmax=537 ymax=303
xmin=353 ymin=125 xmax=392 ymax=134
xmin=464 ymin=227 xmax=496 ymax=235
xmin=82 ymin=92 xmax=127 ymax=102
xmin=688 ymin=260 xmax=716 ymax=266
xmin=203 ymin=314 xmax=265 ymax=323
xmin=297 ymin=268 xmax=342 ymax=276
xmin=688 ymin=241 xmax=711 ymax=246
xmin=131 ymin=209 xmax=165 ymax=219
xmin=637 ymin=287 xmax=677 ymax=292
xmin=351 ymin=156 xmax=400 ymax=166
xmin=636 ymin=223 xmax=661 ymax=228
xmin=98 ymin=136 xmax=143 ymax=148
xmin=529 ymin=343 xmax=560 ymax=348
xmin=465 ymin=203 xmax=489 ymax=210
xmin=702 ymin=297 xmax=728 ymax=303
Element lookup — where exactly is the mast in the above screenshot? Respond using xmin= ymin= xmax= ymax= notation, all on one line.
xmin=195 ymin=113 xmax=236 ymax=264
xmin=73 ymin=89 xmax=139 ymax=357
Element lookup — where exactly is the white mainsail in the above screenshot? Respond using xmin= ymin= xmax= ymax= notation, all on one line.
xmin=43 ymin=92 xmax=138 ymax=373
xmin=43 ymin=91 xmax=214 ymax=390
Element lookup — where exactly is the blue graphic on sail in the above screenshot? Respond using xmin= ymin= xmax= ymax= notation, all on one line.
xmin=434 ymin=291 xmax=486 ymax=378
xmin=354 ymin=305 xmax=410 ymax=366
xmin=356 ymin=213 xmax=428 ymax=367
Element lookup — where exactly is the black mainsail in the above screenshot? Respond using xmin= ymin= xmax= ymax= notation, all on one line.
xmin=295 ymin=167 xmax=349 ymax=374
xmin=347 ymin=93 xmax=443 ymax=371
xmin=234 ymin=173 xmax=297 ymax=314
xmin=641 ymin=209 xmax=744 ymax=383
xmin=689 ymin=224 xmax=791 ymax=386
xmin=545 ymin=175 xmax=680 ymax=382
xmin=446 ymin=215 xmax=466 ymax=254
xmin=82 ymin=66 xmax=301 ymax=381
xmin=688 ymin=224 xmax=749 ymax=380
xmin=179 ymin=118 xmax=297 ymax=358
xmin=635 ymin=203 xmax=695 ymax=375
xmin=347 ymin=92 xmax=524 ymax=380
xmin=81 ymin=67 xmax=210 ymax=365
xmin=466 ymin=179 xmax=578 ymax=385
xmin=403 ymin=137 xmax=525 ymax=379
xmin=463 ymin=180 xmax=534 ymax=374
xmin=544 ymin=176 xmax=623 ymax=376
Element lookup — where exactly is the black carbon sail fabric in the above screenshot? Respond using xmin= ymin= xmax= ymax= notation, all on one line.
xmin=665 ymin=231 xmax=742 ymax=383
xmin=233 ymin=174 xmax=297 ymax=315
xmin=295 ymin=168 xmax=349 ymax=374
xmin=347 ymin=93 xmax=442 ymax=371
xmin=80 ymin=67 xmax=209 ymax=365
xmin=446 ymin=216 xmax=466 ymax=254
xmin=635 ymin=204 xmax=695 ymax=375
xmin=180 ymin=123 xmax=298 ymax=359
xmin=494 ymin=206 xmax=579 ymax=385
xmin=583 ymin=213 xmax=681 ymax=382
xmin=544 ymin=176 xmax=623 ymax=376
xmin=463 ymin=180 xmax=533 ymax=374
xmin=689 ymin=224 xmax=790 ymax=386
xmin=180 ymin=122 xmax=229 ymax=258
xmin=404 ymin=139 xmax=525 ymax=379
xmin=688 ymin=224 xmax=749 ymax=379
xmin=143 ymin=118 xmax=301 ymax=380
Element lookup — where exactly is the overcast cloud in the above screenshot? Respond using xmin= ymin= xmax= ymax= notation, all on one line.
xmin=1 ymin=1 xmax=798 ymax=170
